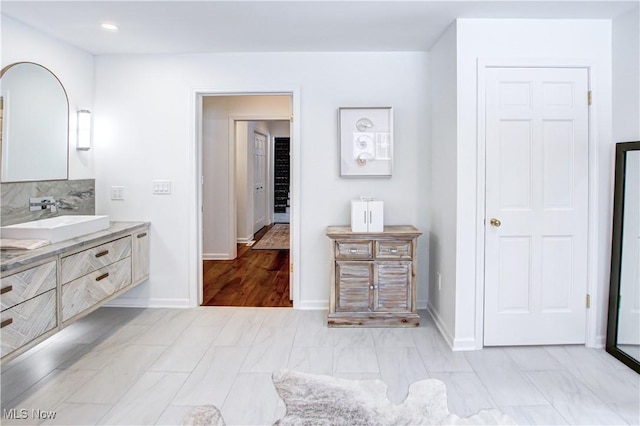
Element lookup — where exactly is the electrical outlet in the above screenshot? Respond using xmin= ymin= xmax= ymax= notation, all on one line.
xmin=111 ymin=186 xmax=124 ymax=200
xmin=152 ymin=180 xmax=172 ymax=195
xmin=437 ymin=272 xmax=442 ymax=291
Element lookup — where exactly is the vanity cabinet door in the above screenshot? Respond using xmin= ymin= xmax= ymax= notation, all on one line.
xmin=1 ymin=260 xmax=56 ymax=311
xmin=61 ymin=236 xmax=131 ymax=284
xmin=62 ymin=257 xmax=132 ymax=322
xmin=1 ymin=289 xmax=57 ymax=358
xmin=132 ymin=229 xmax=150 ymax=283
xmin=335 ymin=261 xmax=373 ymax=312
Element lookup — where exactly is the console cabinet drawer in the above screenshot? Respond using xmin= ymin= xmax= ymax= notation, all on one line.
xmin=61 ymin=236 xmax=131 ymax=283
xmin=375 ymin=240 xmax=412 ymax=259
xmin=335 ymin=241 xmax=373 ymax=260
xmin=1 ymin=289 xmax=57 ymax=357
xmin=1 ymin=260 xmax=57 ymax=311
xmin=62 ymin=257 xmax=132 ymax=321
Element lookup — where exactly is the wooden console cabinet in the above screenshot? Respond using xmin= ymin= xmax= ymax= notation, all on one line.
xmin=326 ymin=225 xmax=421 ymax=327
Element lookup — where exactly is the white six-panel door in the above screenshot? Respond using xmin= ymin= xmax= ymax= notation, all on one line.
xmin=484 ymin=67 xmax=589 ymax=346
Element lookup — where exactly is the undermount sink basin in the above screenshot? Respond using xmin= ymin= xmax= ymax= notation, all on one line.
xmin=1 ymin=215 xmax=110 ymax=243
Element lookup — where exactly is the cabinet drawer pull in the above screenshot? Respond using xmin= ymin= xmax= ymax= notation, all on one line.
xmin=389 ymin=248 xmax=399 ymax=253
xmin=1 ymin=318 xmax=13 ymax=328
xmin=349 ymin=248 xmax=358 ymax=254
xmin=95 ymin=250 xmax=109 ymax=258
xmin=95 ymin=272 xmax=110 ymax=282
xmin=137 ymin=232 xmax=147 ymax=239
xmin=0 ymin=285 xmax=12 ymax=295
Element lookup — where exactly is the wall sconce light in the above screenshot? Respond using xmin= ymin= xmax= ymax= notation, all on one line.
xmin=77 ymin=109 xmax=92 ymax=150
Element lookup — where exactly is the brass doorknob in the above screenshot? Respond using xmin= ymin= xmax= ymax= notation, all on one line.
xmin=490 ymin=218 xmax=502 ymax=227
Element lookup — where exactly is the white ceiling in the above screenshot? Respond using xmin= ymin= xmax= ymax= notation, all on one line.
xmin=2 ymin=0 xmax=638 ymax=55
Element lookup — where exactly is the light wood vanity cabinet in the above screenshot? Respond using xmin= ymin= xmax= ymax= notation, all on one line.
xmin=0 ymin=222 xmax=149 ymax=362
xmin=327 ymin=225 xmax=421 ymax=327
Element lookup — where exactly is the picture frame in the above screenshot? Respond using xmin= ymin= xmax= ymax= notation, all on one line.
xmin=339 ymin=107 xmax=393 ymax=177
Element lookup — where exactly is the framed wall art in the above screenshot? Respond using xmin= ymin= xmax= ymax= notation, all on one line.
xmin=339 ymin=107 xmax=393 ymax=177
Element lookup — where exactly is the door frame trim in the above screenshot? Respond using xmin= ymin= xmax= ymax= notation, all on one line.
xmin=476 ymin=59 xmax=598 ymax=348
xmin=192 ymin=90 xmax=300 ymax=308
xmin=251 ymin=128 xmax=270 ymax=234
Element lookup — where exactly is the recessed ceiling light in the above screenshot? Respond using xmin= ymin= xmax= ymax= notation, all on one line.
xmin=101 ymin=22 xmax=118 ymax=32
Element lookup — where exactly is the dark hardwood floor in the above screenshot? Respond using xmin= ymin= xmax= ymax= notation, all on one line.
xmin=202 ymin=225 xmax=292 ymax=307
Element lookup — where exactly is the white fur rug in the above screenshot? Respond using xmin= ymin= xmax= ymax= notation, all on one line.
xmin=183 ymin=369 xmax=517 ymax=425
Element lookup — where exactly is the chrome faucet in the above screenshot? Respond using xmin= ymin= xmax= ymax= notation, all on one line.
xmin=29 ymin=197 xmax=59 ymax=213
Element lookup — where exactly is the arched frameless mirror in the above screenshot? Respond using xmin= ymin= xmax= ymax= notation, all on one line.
xmin=607 ymin=140 xmax=640 ymax=373
xmin=1 ymin=62 xmax=69 ymax=182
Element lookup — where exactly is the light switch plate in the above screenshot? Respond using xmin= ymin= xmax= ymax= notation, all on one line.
xmin=153 ymin=180 xmax=171 ymax=195
xmin=111 ymin=186 xmax=124 ymax=200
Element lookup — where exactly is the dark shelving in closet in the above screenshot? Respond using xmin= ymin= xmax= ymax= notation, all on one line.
xmin=274 ymin=137 xmax=290 ymax=214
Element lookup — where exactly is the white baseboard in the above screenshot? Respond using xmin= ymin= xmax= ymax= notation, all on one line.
xmin=105 ymin=297 xmax=191 ymax=308
xmin=452 ymin=337 xmax=478 ymax=351
xmin=590 ymin=334 xmax=606 ymax=348
xmin=105 ymin=295 xmax=326 ymax=310
xmin=203 ymin=253 xmax=233 ymax=260
xmin=237 ymin=237 xmax=254 ymax=244
xmin=297 ymin=299 xmax=329 ymax=310
xmin=426 ymin=301 xmax=479 ymax=351
xmin=417 ymin=299 xmax=428 ymax=310
xmin=427 ymin=301 xmax=455 ymax=348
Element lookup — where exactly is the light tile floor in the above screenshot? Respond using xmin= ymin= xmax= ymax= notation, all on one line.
xmin=1 ymin=307 xmax=638 ymax=425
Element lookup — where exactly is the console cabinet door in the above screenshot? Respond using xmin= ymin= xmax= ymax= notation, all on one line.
xmin=335 ymin=261 xmax=372 ymax=312
xmin=374 ymin=261 xmax=411 ymax=312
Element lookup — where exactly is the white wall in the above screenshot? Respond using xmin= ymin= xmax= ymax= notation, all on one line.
xmin=455 ymin=19 xmax=612 ymax=349
xmin=93 ymin=52 xmax=430 ymax=308
xmin=428 ymin=22 xmax=458 ymax=345
xmin=613 ymin=6 xmax=640 ymax=142
xmin=268 ymin=121 xmax=290 ymax=139
xmin=235 ymin=121 xmax=251 ymax=243
xmin=1 ymin=16 xmax=94 ymax=180
xmin=200 ymin=95 xmax=290 ymax=260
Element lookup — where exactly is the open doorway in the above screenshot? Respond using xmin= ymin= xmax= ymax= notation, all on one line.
xmin=199 ymin=94 xmax=293 ymax=307
xmin=273 ymin=137 xmax=290 ymax=224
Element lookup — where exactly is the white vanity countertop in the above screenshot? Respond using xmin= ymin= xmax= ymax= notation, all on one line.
xmin=1 ymin=221 xmax=149 ymax=273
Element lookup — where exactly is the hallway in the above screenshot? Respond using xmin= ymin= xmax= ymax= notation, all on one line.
xmin=202 ymin=225 xmax=291 ymax=307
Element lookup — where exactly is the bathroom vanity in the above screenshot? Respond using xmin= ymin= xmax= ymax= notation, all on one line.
xmin=0 ymin=221 xmax=149 ymax=362
xmin=326 ymin=225 xmax=421 ymax=327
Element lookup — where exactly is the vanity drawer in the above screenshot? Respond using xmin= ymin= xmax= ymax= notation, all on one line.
xmin=61 ymin=236 xmax=131 ymax=284
xmin=62 ymin=257 xmax=132 ymax=322
xmin=375 ymin=240 xmax=412 ymax=259
xmin=335 ymin=241 xmax=373 ymax=260
xmin=1 ymin=260 xmax=57 ymax=311
xmin=1 ymin=289 xmax=57 ymax=358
